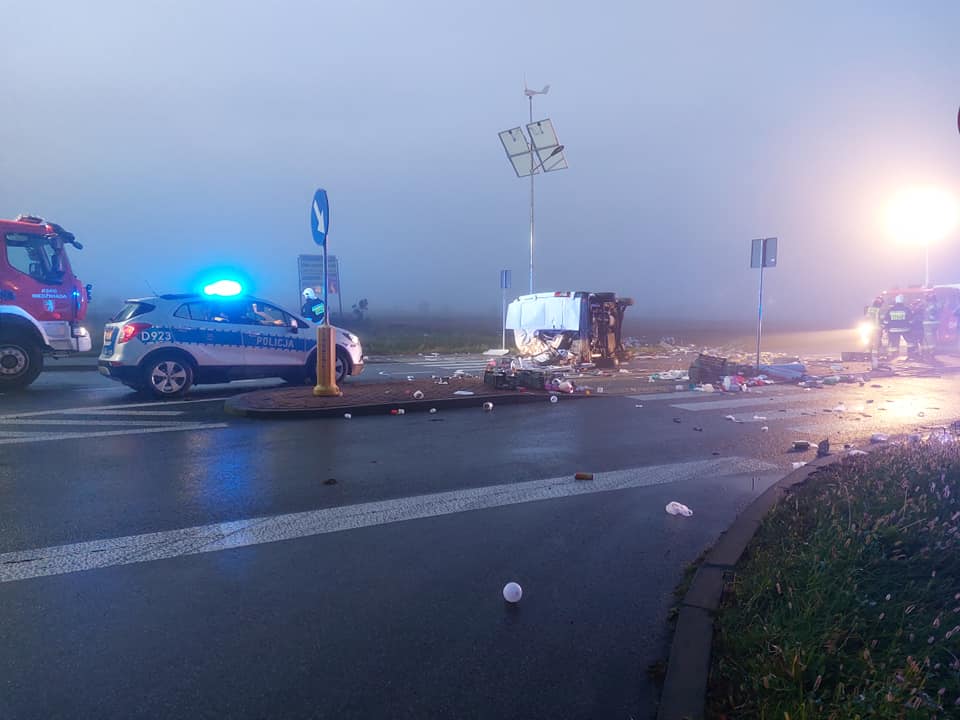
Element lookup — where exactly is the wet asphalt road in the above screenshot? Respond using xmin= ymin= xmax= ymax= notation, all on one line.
xmin=1 ymin=358 xmax=959 ymax=719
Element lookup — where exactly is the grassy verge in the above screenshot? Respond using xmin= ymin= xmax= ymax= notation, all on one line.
xmin=709 ymin=443 xmax=960 ymax=719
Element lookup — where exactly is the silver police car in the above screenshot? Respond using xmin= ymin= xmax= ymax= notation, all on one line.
xmin=98 ymin=293 xmax=364 ymax=398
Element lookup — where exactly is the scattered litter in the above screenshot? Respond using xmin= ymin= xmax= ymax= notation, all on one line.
xmin=549 ymin=395 xmax=559 ymax=404
xmin=870 ymin=433 xmax=889 ymax=444
xmin=673 ymin=418 xmax=682 ymax=424
xmin=792 ymin=440 xmax=811 ymax=451
xmin=761 ymin=426 xmax=769 ymax=432
xmin=323 ymin=478 xmax=338 ymax=485
xmin=693 ymin=426 xmax=703 ymax=432
xmin=866 ymin=399 xmax=874 ymax=404
xmin=724 ymin=415 xmax=737 ymax=421
xmin=650 ymin=370 xmax=689 ymax=382
xmin=817 ymin=439 xmax=830 ymax=457
xmin=597 ymin=386 xmax=605 ymax=393
xmin=412 ymin=390 xmax=424 ymax=400
xmin=792 ymin=461 xmax=808 ymax=469
xmin=761 ymin=362 xmax=806 ymax=381
xmin=482 ymin=402 xmax=494 ymax=411
xmin=378 ymin=371 xmax=388 ymax=376
xmin=406 ymin=376 xmax=415 ymax=381
xmin=833 ymin=404 xmax=846 ymax=413
xmin=453 ymin=390 xmax=474 ymax=396
xmin=634 ymin=404 xmax=644 ymax=408
xmin=929 ymin=428 xmax=955 ymax=444
xmin=555 ymin=380 xmax=574 ymax=393
xmin=753 ymin=415 xmax=767 ymax=421
xmin=502 ymin=582 xmax=523 ymax=603
xmin=870 ymin=384 xmax=883 ymax=388
xmin=574 ymin=472 xmax=594 ymax=481
xmin=343 ymin=413 xmax=352 ymax=419
xmin=830 ymin=363 xmax=844 ymax=372
xmin=429 ymin=408 xmax=437 ymax=414
xmin=909 ymin=433 xmax=923 ymax=444
xmin=847 ymin=449 xmax=868 ymax=456
xmin=665 ymin=501 xmax=693 ymax=517
xmin=918 ymin=411 xmax=925 ymax=418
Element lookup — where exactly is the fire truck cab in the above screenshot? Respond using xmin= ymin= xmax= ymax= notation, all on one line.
xmin=0 ymin=215 xmax=92 ymax=390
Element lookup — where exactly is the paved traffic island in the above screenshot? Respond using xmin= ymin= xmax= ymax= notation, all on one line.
xmin=224 ymin=377 xmax=587 ymax=418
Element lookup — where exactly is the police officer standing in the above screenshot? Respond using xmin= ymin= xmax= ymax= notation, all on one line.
xmin=882 ymin=294 xmax=912 ymax=358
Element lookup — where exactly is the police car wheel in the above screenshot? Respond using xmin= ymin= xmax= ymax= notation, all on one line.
xmin=336 ymin=348 xmax=348 ymax=384
xmin=143 ymin=354 xmax=193 ymax=398
xmin=0 ymin=336 xmax=43 ymax=391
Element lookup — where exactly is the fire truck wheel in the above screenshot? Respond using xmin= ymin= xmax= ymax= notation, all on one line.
xmin=142 ymin=353 xmax=194 ymax=398
xmin=0 ymin=335 xmax=43 ymax=390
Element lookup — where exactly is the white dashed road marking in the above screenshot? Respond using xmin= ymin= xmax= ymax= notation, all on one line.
xmin=0 ymin=457 xmax=777 ymax=582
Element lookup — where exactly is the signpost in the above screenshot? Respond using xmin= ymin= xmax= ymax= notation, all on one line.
xmin=750 ymin=237 xmax=778 ymax=371
xmin=500 ymin=269 xmax=511 ymax=351
xmin=310 ymin=188 xmax=340 ymax=397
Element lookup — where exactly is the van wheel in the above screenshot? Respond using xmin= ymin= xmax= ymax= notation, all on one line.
xmin=0 ymin=335 xmax=43 ymax=391
xmin=142 ymin=353 xmax=193 ymax=398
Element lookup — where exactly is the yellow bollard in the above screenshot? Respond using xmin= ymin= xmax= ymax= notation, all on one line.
xmin=313 ymin=324 xmax=342 ymax=397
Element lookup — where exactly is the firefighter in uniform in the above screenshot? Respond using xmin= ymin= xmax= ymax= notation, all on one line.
xmin=301 ymin=288 xmax=325 ymax=323
xmin=921 ymin=294 xmax=941 ymax=361
xmin=865 ymin=296 xmax=883 ymax=365
xmin=882 ymin=295 xmax=913 ymax=358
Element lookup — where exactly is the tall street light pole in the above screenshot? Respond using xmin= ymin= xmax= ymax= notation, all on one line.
xmin=498 ymin=85 xmax=567 ymax=297
xmin=524 ymin=84 xmax=548 ymax=295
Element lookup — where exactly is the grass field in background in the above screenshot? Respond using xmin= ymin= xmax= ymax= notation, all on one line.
xmin=709 ymin=442 xmax=960 ymax=718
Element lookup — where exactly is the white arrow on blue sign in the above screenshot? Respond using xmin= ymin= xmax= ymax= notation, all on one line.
xmin=310 ymin=188 xmax=330 ymax=247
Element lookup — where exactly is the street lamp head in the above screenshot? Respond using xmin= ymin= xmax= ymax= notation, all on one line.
xmin=549 ymin=145 xmax=565 ymax=157
xmin=886 ymin=187 xmax=959 ymax=246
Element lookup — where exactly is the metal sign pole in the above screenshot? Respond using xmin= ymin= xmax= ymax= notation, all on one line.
xmin=528 ymin=93 xmax=535 ymax=295
xmin=310 ymin=188 xmax=340 ymax=397
xmin=323 ymin=246 xmax=329 ymax=328
xmin=756 ymin=263 xmax=764 ymax=371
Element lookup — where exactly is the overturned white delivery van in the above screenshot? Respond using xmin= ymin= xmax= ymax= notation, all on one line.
xmin=505 ymin=291 xmax=633 ymax=368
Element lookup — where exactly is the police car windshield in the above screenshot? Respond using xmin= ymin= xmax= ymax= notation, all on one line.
xmin=4 ymin=233 xmax=66 ymax=284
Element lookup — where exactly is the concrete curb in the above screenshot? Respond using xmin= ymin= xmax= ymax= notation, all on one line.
xmin=655 ymin=447 xmax=880 ymax=720
xmin=225 ymin=389 xmax=590 ymax=419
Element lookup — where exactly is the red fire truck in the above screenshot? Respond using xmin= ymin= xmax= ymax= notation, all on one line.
xmin=0 ymin=215 xmax=92 ymax=390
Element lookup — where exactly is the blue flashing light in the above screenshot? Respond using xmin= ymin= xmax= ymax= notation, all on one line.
xmin=203 ymin=279 xmax=244 ymax=297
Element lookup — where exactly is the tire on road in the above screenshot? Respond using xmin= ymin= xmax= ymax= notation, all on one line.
xmin=141 ymin=351 xmax=194 ymax=399
xmin=0 ymin=334 xmax=44 ymax=391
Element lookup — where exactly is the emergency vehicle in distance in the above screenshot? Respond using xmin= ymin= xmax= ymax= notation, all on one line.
xmin=858 ymin=285 xmax=960 ymax=352
xmin=0 ymin=215 xmax=92 ymax=390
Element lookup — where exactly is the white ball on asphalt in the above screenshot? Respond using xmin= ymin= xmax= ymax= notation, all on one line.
xmin=413 ymin=390 xmax=424 ymax=399
xmin=343 ymin=413 xmax=352 ymax=419
xmin=549 ymin=395 xmax=558 ymax=404
xmin=502 ymin=582 xmax=523 ymax=603
xmin=483 ymin=402 xmax=494 ymax=411
xmin=429 ymin=408 xmax=437 ymax=414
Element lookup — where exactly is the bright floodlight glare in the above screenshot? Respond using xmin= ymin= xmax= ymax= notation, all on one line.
xmin=886 ymin=187 xmax=959 ymax=246
xmin=203 ymin=279 xmax=243 ymax=297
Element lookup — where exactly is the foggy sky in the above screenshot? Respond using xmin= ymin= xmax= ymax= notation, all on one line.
xmin=3 ymin=1 xmax=959 ymax=329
